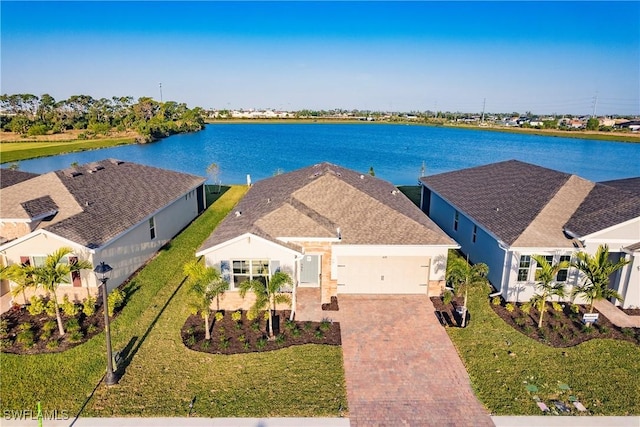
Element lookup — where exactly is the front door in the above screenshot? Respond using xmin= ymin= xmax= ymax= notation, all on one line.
xmin=300 ymin=255 xmax=320 ymax=287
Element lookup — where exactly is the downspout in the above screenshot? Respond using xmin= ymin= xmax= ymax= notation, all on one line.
xmin=290 ymin=252 xmax=305 ymax=321
xmin=489 ymin=240 xmax=509 ymax=298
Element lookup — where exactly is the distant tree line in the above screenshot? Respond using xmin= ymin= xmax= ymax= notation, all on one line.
xmin=0 ymin=94 xmax=205 ymax=141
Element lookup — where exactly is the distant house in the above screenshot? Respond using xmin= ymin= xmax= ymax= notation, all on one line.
xmin=196 ymin=162 xmax=457 ymax=311
xmin=0 ymin=159 xmax=206 ymax=302
xmin=419 ymin=160 xmax=640 ymax=308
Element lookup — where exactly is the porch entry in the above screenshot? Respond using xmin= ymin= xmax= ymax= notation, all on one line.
xmin=300 ymin=254 xmax=321 ymax=287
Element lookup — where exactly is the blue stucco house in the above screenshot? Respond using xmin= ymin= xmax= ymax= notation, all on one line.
xmin=419 ymin=160 xmax=640 ymax=309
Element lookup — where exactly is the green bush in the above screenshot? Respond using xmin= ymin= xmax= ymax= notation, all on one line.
xmin=275 ymin=334 xmax=286 ymax=344
xmin=319 ymin=320 xmax=331 ymax=332
xmin=443 ymin=290 xmax=453 ymax=305
xmin=17 ymin=324 xmax=34 ymax=348
xmin=27 ymin=124 xmax=49 ymax=136
xmin=42 ymin=319 xmax=57 ymax=333
xmin=237 ymin=334 xmax=246 ymax=343
xmin=86 ymin=324 xmax=98 ymax=335
xmin=551 ymin=301 xmax=562 ymax=312
xmin=107 ymin=288 xmax=125 ymax=316
xmin=231 ymin=311 xmax=242 ymax=322
xmin=505 ymin=303 xmax=515 ymax=313
xmin=45 ymin=299 xmax=57 ymax=318
xmin=514 ymin=317 xmax=526 ymax=327
xmin=82 ymin=296 xmax=97 ymax=317
xmin=67 ymin=330 xmax=84 ymax=343
xmin=214 ymin=311 xmax=224 ymax=322
xmin=250 ymin=322 xmax=260 ymax=332
xmin=491 ymin=296 xmax=501 ymax=306
xmin=291 ymin=327 xmax=301 ymax=337
xmin=570 ymin=304 xmax=580 ymax=315
xmin=521 ymin=304 xmax=531 ymax=314
xmin=186 ymin=334 xmax=196 ymax=347
xmin=219 ymin=338 xmax=229 ymax=349
xmin=65 ymin=318 xmax=81 ymax=333
xmin=314 ymin=329 xmax=324 ymax=339
xmin=0 ymin=319 xmax=9 ymax=338
xmin=201 ymin=340 xmax=210 ymax=350
xmin=40 ymin=329 xmax=52 ymax=341
xmin=62 ymin=295 xmax=80 ymax=317
xmin=27 ymin=296 xmax=46 ymax=316
xmin=46 ymin=339 xmax=60 ymax=349
xmin=285 ymin=319 xmax=296 ymax=330
xmin=256 ymin=337 xmax=267 ymax=349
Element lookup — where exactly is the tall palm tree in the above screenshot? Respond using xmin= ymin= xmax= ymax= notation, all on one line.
xmin=526 ymin=255 xmax=570 ymax=328
xmin=183 ymin=259 xmax=228 ymax=340
xmin=239 ymin=271 xmax=292 ymax=338
xmin=446 ymin=254 xmax=489 ymax=327
xmin=32 ymin=247 xmax=92 ymax=336
xmin=572 ymin=244 xmax=629 ymax=313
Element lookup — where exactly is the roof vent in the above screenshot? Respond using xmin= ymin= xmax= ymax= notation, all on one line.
xmin=337 ymin=227 xmax=342 ymax=240
xmin=109 ymin=159 xmax=124 ymax=165
xmin=495 ymin=207 xmax=500 ymax=212
xmin=235 ymin=211 xmax=242 ymax=217
xmin=391 ymin=190 xmax=399 ymax=195
xmin=359 ymin=174 xmax=364 ymax=179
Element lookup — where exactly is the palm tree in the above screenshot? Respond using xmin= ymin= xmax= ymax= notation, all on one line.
xmin=572 ymin=244 xmax=629 ymax=313
xmin=183 ymin=259 xmax=228 ymax=340
xmin=239 ymin=271 xmax=292 ymax=338
xmin=32 ymin=247 xmax=92 ymax=336
xmin=525 ymin=255 xmax=570 ymax=328
xmin=7 ymin=263 xmax=38 ymax=305
xmin=446 ymin=253 xmax=489 ymax=327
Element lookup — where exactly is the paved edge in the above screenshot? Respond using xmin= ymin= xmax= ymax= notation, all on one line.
xmin=492 ymin=416 xmax=640 ymax=427
xmin=0 ymin=417 xmax=351 ymax=427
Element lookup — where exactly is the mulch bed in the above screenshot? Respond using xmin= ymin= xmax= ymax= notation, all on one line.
xmin=431 ymin=296 xmax=640 ymax=348
xmin=0 ymin=302 xmax=112 ymax=354
xmin=618 ymin=306 xmax=640 ymax=316
xmin=181 ymin=310 xmax=341 ymax=355
xmin=322 ymin=296 xmax=339 ymax=311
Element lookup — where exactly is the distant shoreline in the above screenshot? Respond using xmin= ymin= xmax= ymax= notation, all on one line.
xmin=205 ymin=118 xmax=640 ymax=143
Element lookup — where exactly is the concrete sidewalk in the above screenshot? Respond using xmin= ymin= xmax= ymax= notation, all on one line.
xmin=492 ymin=416 xmax=640 ymax=427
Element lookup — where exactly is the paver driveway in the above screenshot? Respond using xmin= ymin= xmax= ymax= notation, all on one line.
xmin=337 ymin=295 xmax=493 ymax=427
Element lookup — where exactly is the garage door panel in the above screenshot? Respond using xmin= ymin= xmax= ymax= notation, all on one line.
xmin=338 ymin=256 xmax=429 ymax=294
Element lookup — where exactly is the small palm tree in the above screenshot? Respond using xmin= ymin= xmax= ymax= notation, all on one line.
xmin=525 ymin=255 xmax=570 ymax=328
xmin=183 ymin=259 xmax=228 ymax=340
xmin=8 ymin=263 xmax=38 ymax=305
xmin=239 ymin=271 xmax=292 ymax=338
xmin=32 ymin=247 xmax=92 ymax=336
xmin=446 ymin=253 xmax=489 ymax=327
xmin=572 ymin=244 xmax=629 ymax=313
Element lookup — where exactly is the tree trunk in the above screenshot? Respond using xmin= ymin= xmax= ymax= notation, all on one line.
xmin=53 ymin=293 xmax=65 ymax=336
xmin=461 ymin=289 xmax=469 ymax=328
xmin=589 ymin=300 xmax=595 ymax=313
xmin=538 ymin=306 xmax=544 ymax=329
xmin=289 ymin=282 xmax=297 ymax=321
xmin=267 ymin=309 xmax=274 ymax=338
xmin=204 ymin=312 xmax=210 ymax=340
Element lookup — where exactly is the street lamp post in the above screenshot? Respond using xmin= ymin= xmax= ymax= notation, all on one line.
xmin=94 ymin=261 xmax=118 ymax=385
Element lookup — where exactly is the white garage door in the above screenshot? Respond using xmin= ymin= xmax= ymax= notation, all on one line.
xmin=337 ymin=256 xmax=429 ymax=294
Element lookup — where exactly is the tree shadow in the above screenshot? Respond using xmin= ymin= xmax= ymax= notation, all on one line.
xmin=205 ymin=185 xmax=230 ymax=207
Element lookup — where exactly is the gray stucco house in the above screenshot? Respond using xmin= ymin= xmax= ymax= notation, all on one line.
xmin=196 ymin=162 xmax=457 ymax=312
xmin=419 ymin=160 xmax=640 ymax=309
xmin=0 ymin=159 xmax=206 ymax=302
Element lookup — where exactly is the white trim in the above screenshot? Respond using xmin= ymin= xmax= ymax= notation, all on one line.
xmin=1 ymin=218 xmax=33 ymax=223
xmin=196 ymin=232 xmax=303 ymax=257
xmin=277 ymin=237 xmax=341 ymax=243
xmin=0 ymin=229 xmax=94 ymax=254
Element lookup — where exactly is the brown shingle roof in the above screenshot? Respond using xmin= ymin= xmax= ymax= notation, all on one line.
xmin=198 ymin=162 xmax=455 ymax=253
xmin=1 ymin=159 xmax=205 ymax=249
xmin=599 ymin=177 xmax=640 ymax=196
xmin=421 ymin=160 xmax=574 ymax=245
xmin=21 ymin=196 xmax=59 ymax=219
xmin=0 ymin=169 xmax=39 ymax=189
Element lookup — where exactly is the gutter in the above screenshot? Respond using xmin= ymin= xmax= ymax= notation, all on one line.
xmin=489 ymin=240 xmax=510 ymax=298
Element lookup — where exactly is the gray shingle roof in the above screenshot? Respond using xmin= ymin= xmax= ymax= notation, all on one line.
xmin=21 ymin=196 xmax=58 ymax=219
xmin=0 ymin=169 xmax=40 ymax=189
xmin=1 ymin=159 xmax=205 ymax=249
xmin=564 ymin=183 xmax=640 ymax=237
xmin=198 ymin=162 xmax=455 ymax=253
xmin=599 ymin=177 xmax=640 ymax=196
xmin=420 ymin=160 xmax=573 ymax=245
xmin=421 ymin=160 xmax=640 ymax=245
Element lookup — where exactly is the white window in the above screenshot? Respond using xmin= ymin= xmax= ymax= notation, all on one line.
xmin=517 ymin=255 xmax=531 ymax=282
xmin=556 ymin=255 xmax=571 ymax=282
xmin=231 ymin=260 xmax=269 ymax=289
xmin=149 ymin=217 xmax=156 ymax=240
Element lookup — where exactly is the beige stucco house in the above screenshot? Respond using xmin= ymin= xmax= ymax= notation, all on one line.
xmin=0 ymin=159 xmax=206 ymax=304
xmin=196 ymin=162 xmax=457 ymax=312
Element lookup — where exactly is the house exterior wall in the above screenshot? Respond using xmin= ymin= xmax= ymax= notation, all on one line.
xmin=421 ymin=189 xmax=507 ymax=292
xmin=618 ymin=253 xmax=639 ymax=309
xmin=298 ymin=241 xmax=336 ymax=304
xmin=0 ymin=233 xmax=95 ymax=304
xmin=0 ymin=222 xmax=32 ymax=242
xmin=95 ymin=190 xmax=201 ymax=292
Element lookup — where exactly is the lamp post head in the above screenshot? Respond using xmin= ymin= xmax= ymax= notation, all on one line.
xmin=93 ymin=261 xmax=113 ymax=283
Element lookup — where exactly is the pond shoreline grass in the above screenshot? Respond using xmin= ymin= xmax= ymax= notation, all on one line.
xmin=0 ymin=185 xmax=348 ymax=418
xmin=0 ymin=137 xmax=138 ymax=163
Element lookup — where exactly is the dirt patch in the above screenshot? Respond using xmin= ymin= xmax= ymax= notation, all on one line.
xmin=181 ymin=310 xmax=341 ymax=355
xmin=618 ymin=306 xmax=640 ymax=316
xmin=322 ymin=296 xmax=339 ymax=311
xmin=431 ymin=296 xmax=640 ymax=347
xmin=1 ymin=129 xmax=139 ymax=143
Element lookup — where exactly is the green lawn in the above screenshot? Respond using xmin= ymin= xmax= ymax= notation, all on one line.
xmin=447 ymin=285 xmax=640 ymax=415
xmin=0 ymin=137 xmax=137 ymax=163
xmin=0 ymin=185 xmax=347 ymax=418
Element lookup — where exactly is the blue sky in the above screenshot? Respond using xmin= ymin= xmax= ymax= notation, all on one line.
xmin=1 ymin=1 xmax=638 ymax=115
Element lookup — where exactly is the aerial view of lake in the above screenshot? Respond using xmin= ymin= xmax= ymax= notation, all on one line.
xmin=15 ymin=124 xmax=640 ymax=185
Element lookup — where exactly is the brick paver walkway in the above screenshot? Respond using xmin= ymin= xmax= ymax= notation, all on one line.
xmin=338 ymin=295 xmax=493 ymax=427
xmin=593 ymin=300 xmax=640 ymax=328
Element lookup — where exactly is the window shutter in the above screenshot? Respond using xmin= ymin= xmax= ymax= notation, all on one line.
xmin=220 ymin=260 xmax=231 ymax=283
xmin=20 ymin=256 xmax=30 ymax=266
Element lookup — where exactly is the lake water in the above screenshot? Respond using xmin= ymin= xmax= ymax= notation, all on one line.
xmin=14 ymin=124 xmax=640 ymax=185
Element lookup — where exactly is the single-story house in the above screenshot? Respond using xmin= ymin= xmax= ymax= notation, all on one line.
xmin=419 ymin=160 xmax=640 ymax=308
xmin=0 ymin=159 xmax=206 ymax=302
xmin=196 ymin=162 xmax=457 ymax=311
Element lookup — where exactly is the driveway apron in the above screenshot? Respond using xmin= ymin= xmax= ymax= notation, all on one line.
xmin=338 ymin=295 xmax=493 ymax=427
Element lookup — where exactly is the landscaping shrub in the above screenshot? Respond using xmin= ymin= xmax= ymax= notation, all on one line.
xmin=214 ymin=312 xmax=224 ymax=322
xmin=491 ymin=296 xmax=501 ymax=306
xmin=514 ymin=317 xmax=526 ymax=327
xmin=27 ymin=296 xmax=46 ymax=316
xmin=319 ymin=320 xmax=331 ymax=332
xmin=46 ymin=339 xmax=60 ymax=349
xmin=67 ymin=330 xmax=84 ymax=343
xmin=62 ymin=295 xmax=80 ymax=317
xmin=314 ymin=329 xmax=324 ymax=339
xmin=551 ymin=301 xmax=562 ymax=312
xmin=256 ymin=337 xmax=267 ymax=349
xmin=107 ymin=288 xmax=125 ymax=316
xmin=44 ymin=299 xmax=57 ymax=318
xmin=16 ymin=323 xmax=34 ymax=348
xmin=82 ymin=296 xmax=97 ymax=317
xmin=505 ymin=303 xmax=515 ymax=313
xmin=521 ymin=304 xmax=531 ymax=314
xmin=64 ymin=318 xmax=81 ymax=333
xmin=231 ymin=311 xmax=242 ymax=322
xmin=443 ymin=289 xmax=453 ymax=305
xmin=276 ymin=334 xmax=286 ymax=344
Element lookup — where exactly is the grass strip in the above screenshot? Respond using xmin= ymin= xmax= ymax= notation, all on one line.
xmin=1 ymin=184 xmax=347 ymax=417
xmin=0 ymin=137 xmax=137 ymax=163
xmin=447 ymin=286 xmax=640 ymax=415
